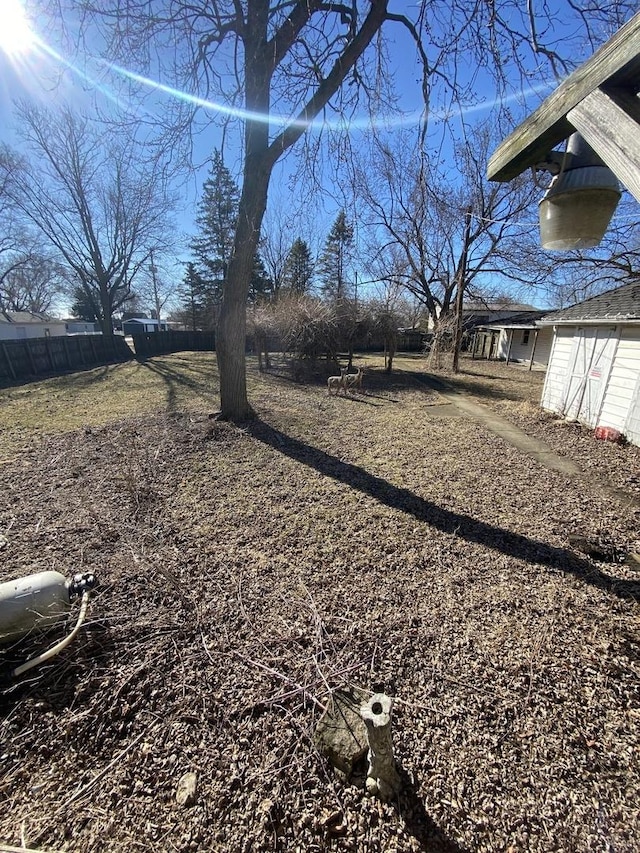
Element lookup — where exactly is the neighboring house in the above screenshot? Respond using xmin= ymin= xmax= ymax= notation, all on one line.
xmin=121 ymin=318 xmax=170 ymax=335
xmin=0 ymin=311 xmax=67 ymax=341
xmin=539 ymin=282 xmax=640 ymax=446
xmin=461 ymin=300 xmax=540 ymax=330
xmin=471 ymin=310 xmax=554 ymax=368
xmin=426 ymin=300 xmax=540 ymax=332
xmin=65 ymin=320 xmax=99 ymax=334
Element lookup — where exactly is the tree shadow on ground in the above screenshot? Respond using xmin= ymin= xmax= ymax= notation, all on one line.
xmin=246 ymin=419 xmax=640 ymax=602
xmin=136 ymin=356 xmax=217 ymax=411
xmin=0 ymin=362 xmax=131 ymax=393
xmin=395 ymin=766 xmax=469 ymax=853
xmin=401 ymin=367 xmax=541 ymax=404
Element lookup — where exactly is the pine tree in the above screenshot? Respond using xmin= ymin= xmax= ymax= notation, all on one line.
xmin=70 ymin=286 xmax=99 ymax=322
xmin=318 ymin=210 xmax=354 ymax=301
xmin=190 ymin=150 xmax=240 ymax=310
xmin=282 ymin=238 xmax=314 ymax=295
xmin=249 ymin=253 xmax=274 ymax=303
xmin=178 ymin=262 xmax=208 ymax=330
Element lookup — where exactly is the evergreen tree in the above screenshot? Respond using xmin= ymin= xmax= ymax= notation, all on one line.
xmin=69 ymin=285 xmax=99 ymax=322
xmin=249 ymin=253 xmax=274 ymax=304
xmin=190 ymin=150 xmax=240 ymax=311
xmin=178 ymin=262 xmax=208 ymax=330
xmin=282 ymin=238 xmax=314 ymax=295
xmin=318 ymin=210 xmax=354 ymax=301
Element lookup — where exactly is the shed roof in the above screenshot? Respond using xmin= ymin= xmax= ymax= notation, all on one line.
xmin=538 ymin=282 xmax=640 ymax=325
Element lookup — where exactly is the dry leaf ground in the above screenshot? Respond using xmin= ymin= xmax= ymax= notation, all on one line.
xmin=0 ymin=352 xmax=638 ymax=853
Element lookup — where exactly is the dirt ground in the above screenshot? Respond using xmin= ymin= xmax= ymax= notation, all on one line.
xmin=0 ymin=353 xmax=638 ymax=853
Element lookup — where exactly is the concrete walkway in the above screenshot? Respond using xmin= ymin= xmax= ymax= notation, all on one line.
xmin=415 ymin=373 xmax=638 ymax=507
xmin=435 ymin=387 xmax=582 ymax=477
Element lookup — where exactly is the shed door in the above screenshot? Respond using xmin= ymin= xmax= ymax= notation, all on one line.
xmin=562 ymin=326 xmax=618 ymax=426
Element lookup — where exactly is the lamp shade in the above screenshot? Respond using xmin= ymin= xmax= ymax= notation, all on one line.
xmin=539 ymin=134 xmax=621 ymax=251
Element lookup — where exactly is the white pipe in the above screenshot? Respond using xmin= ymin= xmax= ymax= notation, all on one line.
xmin=13 ymin=592 xmax=90 ymax=678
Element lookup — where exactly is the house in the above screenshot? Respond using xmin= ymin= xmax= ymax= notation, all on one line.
xmin=0 ymin=311 xmax=67 ymax=341
xmin=471 ymin=310 xmax=554 ymax=368
xmin=426 ymin=300 xmax=540 ymax=333
xmin=460 ymin=300 xmax=540 ymax=330
xmin=539 ymin=282 xmax=640 ymax=446
xmin=121 ymin=318 xmax=170 ymax=335
xmin=65 ymin=319 xmax=99 ymax=334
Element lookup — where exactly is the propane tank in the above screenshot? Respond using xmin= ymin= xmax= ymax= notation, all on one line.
xmin=0 ymin=571 xmax=95 ymax=644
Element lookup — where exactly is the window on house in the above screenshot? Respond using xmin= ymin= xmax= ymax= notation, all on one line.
xmin=44 ymin=329 xmax=51 ymax=337
xmin=522 ymin=330 xmax=530 ymax=345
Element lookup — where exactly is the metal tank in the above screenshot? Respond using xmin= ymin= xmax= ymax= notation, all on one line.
xmin=0 ymin=570 xmax=93 ymax=643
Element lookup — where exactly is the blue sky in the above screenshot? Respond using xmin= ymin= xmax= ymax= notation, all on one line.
xmin=0 ymin=1 xmax=555 ymax=229
xmin=1 ymin=0 xmax=630 ymax=309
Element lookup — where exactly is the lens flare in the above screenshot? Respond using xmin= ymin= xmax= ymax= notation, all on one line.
xmin=0 ymin=3 xmax=555 ymax=137
xmin=98 ymin=59 xmax=554 ymax=132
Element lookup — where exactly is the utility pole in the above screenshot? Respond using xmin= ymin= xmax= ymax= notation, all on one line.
xmin=149 ymin=249 xmax=162 ymax=332
xmin=452 ymin=207 xmax=473 ymax=374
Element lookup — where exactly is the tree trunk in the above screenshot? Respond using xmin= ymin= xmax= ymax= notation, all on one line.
xmin=216 ymin=7 xmax=271 ymax=421
xmin=217 ymin=178 xmax=268 ymax=418
xmin=99 ymin=283 xmax=115 ymax=343
xmin=215 ymin=0 xmax=389 ymax=419
xmin=386 ymin=339 xmax=396 ymax=373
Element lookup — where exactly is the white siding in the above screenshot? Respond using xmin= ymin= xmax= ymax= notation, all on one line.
xmin=500 ymin=329 xmax=532 ymax=362
xmin=0 ymin=323 xmax=66 ymax=341
xmin=543 ymin=324 xmax=640 ymax=446
xmin=626 ymin=373 xmax=640 ymax=446
xmin=541 ymin=326 xmax=575 ymax=412
xmin=493 ymin=327 xmax=553 ymax=366
xmin=531 ymin=328 xmax=553 ymax=367
xmin=598 ymin=326 xmax=640 ymax=434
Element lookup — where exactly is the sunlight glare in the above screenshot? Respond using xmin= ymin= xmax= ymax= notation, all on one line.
xmin=0 ymin=0 xmax=36 ymax=59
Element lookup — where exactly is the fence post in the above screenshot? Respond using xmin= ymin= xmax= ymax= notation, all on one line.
xmin=24 ymin=339 xmax=37 ymax=375
xmin=1 ymin=342 xmax=16 ymax=380
xmin=44 ymin=337 xmax=56 ymax=371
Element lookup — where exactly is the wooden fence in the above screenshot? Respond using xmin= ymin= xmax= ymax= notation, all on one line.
xmin=0 ymin=335 xmax=133 ymax=383
xmin=132 ymin=330 xmax=215 ymax=358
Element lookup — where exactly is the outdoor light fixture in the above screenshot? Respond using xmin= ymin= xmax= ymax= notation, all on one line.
xmin=538 ymin=133 xmax=621 ymax=251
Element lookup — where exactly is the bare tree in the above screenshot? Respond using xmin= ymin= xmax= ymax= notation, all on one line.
xmin=1 ymin=104 xmax=174 ymax=339
xmin=66 ymin=1 xmax=437 ymax=417
xmin=135 ymin=250 xmax=178 ymax=326
xmin=62 ymin=0 xmax=635 ymax=415
xmin=260 ymin=207 xmax=293 ymax=299
xmin=0 ymin=254 xmax=67 ymax=314
xmin=356 ymin=124 xmax=548 ymax=330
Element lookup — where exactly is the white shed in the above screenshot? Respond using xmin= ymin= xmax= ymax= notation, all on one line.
xmin=539 ymin=283 xmax=640 ymax=446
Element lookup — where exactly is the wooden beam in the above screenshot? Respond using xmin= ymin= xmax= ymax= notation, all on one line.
xmin=567 ymin=87 xmax=640 ymax=205
xmin=488 ymin=11 xmax=640 ymax=181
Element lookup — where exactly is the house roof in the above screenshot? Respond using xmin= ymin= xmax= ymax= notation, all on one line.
xmin=463 ymin=301 xmax=539 ymax=314
xmin=538 ymin=282 xmax=640 ymax=325
xmin=0 ymin=311 xmax=58 ymax=324
xmin=123 ymin=317 xmax=163 ymax=325
xmin=477 ymin=311 xmax=552 ymax=332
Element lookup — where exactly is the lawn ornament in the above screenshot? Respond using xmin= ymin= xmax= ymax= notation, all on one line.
xmin=0 ymin=570 xmax=96 ymax=677
xmin=360 ymin=693 xmax=401 ymax=801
